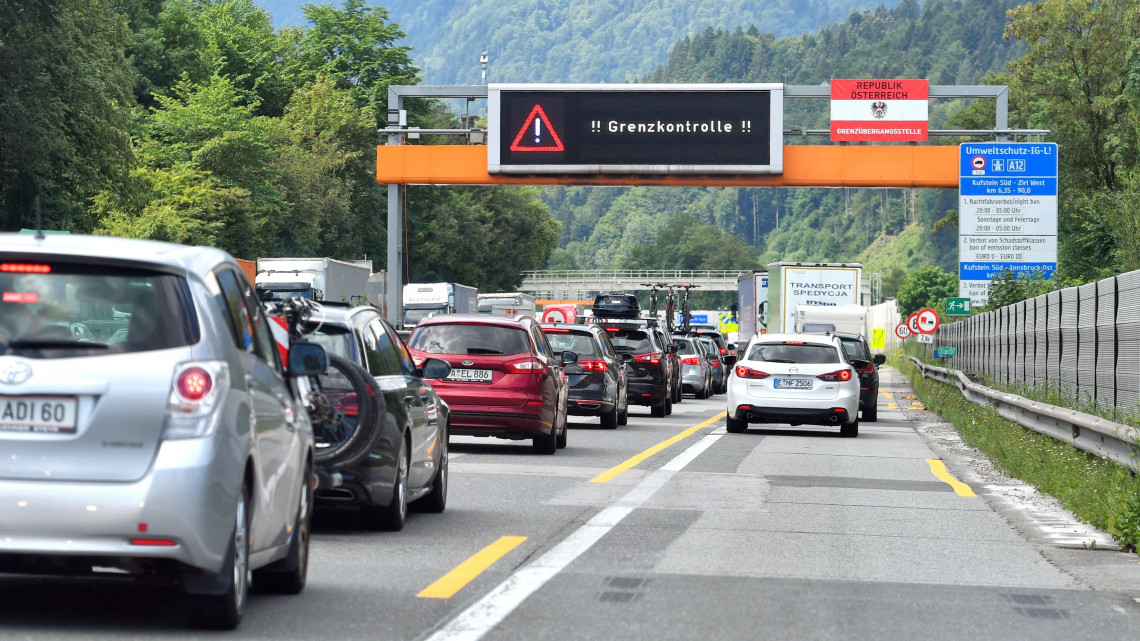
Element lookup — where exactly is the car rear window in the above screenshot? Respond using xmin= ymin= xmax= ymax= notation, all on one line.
xmin=607 ymin=329 xmax=652 ymax=352
xmin=0 ymin=261 xmax=198 ymax=358
xmin=307 ymin=324 xmax=356 ymax=361
xmin=748 ymin=342 xmax=840 ymax=364
xmin=543 ymin=331 xmax=598 ymax=356
xmin=839 ymin=338 xmax=870 ymax=360
xmin=675 ymin=339 xmax=698 ymax=356
xmin=410 ymin=323 xmax=531 ymax=356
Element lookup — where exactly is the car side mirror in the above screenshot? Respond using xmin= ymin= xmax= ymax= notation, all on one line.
xmin=727 ymin=343 xmax=736 ymax=352
xmin=287 ymin=343 xmax=327 ymax=377
xmin=873 ymin=354 xmax=886 ymax=366
xmin=850 ymin=358 xmax=871 ymax=372
xmin=419 ymin=357 xmax=452 ymax=380
xmin=707 ymin=355 xmax=718 ymax=363
xmin=561 ymin=350 xmax=578 ymax=364
xmin=667 ymin=344 xmax=678 ymax=354
xmin=620 ymin=353 xmax=634 ymax=363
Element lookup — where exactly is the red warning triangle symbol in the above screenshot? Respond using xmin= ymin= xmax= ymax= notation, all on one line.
xmin=510 ymin=104 xmax=565 ymax=152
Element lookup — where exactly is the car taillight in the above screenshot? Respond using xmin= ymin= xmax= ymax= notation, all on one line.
xmin=333 ymin=393 xmax=359 ymax=418
xmin=856 ymin=362 xmax=874 ymax=375
xmin=719 ymin=347 xmax=728 ymax=355
xmin=164 ymin=361 xmax=229 ymax=439
xmin=176 ymin=367 xmax=213 ymax=401
xmin=579 ymin=360 xmax=607 ymax=372
xmin=683 ymin=357 xmax=703 ymax=365
xmin=0 ymin=263 xmax=51 ymax=273
xmin=506 ymin=358 xmax=543 ymax=372
xmin=817 ymin=369 xmax=853 ymax=382
xmin=634 ymin=352 xmax=661 ymax=365
xmin=735 ymin=366 xmax=769 ymax=379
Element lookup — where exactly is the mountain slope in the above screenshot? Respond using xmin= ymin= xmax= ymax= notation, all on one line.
xmin=254 ymin=0 xmax=901 ymax=83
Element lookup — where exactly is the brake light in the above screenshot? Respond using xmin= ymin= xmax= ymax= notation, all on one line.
xmin=856 ymin=362 xmax=874 ymax=375
xmin=817 ymin=369 xmax=853 ymax=382
xmin=681 ymin=357 xmax=701 ymax=365
xmin=130 ymin=538 xmax=177 ymax=546
xmin=735 ymin=366 xmax=769 ymax=379
xmin=719 ymin=347 xmax=728 ymax=355
xmin=544 ymin=328 xmax=570 ymax=333
xmin=2 ymin=292 xmax=38 ymax=303
xmin=506 ymin=358 xmax=543 ymax=372
xmin=579 ymin=360 xmax=607 ymax=372
xmin=0 ymin=263 xmax=51 ymax=273
xmin=605 ymin=328 xmax=620 ymax=332
xmin=785 ymin=341 xmax=805 ymax=345
xmin=634 ymin=352 xmax=661 ymax=365
xmin=176 ymin=367 xmax=213 ymax=401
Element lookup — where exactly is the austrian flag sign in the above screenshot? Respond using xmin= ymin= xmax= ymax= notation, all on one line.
xmin=830 ymin=79 xmax=929 ymax=142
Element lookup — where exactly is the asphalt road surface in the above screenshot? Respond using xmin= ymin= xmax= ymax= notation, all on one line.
xmin=3 ymin=367 xmax=1140 ymax=640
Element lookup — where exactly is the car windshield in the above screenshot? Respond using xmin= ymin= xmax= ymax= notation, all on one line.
xmin=409 ymin=323 xmax=531 ymax=355
xmin=544 ymin=331 xmax=598 ymax=356
xmin=0 ymin=261 xmax=198 ymax=357
xmin=748 ymin=342 xmax=839 ymax=364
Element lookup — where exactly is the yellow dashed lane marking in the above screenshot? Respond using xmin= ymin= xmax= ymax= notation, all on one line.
xmin=591 ymin=412 xmax=726 ymax=483
xmin=879 ymin=390 xmax=894 ymax=400
xmin=417 ymin=536 xmax=528 ymax=599
xmin=926 ymin=459 xmax=976 ymax=497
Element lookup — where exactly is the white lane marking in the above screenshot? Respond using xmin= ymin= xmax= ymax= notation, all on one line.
xmin=425 ymin=433 xmax=723 ymax=641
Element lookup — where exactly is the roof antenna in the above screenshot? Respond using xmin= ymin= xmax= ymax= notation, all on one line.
xmin=34 ymin=195 xmax=45 ymax=240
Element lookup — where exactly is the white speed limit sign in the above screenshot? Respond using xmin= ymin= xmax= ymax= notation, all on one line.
xmin=895 ymin=323 xmax=911 ymax=339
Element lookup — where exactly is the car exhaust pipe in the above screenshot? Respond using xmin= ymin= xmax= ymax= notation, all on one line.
xmin=828 ymin=414 xmax=840 ymax=423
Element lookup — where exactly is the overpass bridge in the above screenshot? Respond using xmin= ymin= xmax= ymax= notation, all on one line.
xmin=518 ymin=270 xmax=742 ymax=298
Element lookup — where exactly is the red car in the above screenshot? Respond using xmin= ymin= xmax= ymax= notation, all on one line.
xmin=407 ymin=314 xmax=573 ymax=454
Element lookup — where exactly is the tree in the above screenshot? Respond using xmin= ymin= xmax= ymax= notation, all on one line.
xmin=293 ymin=0 xmax=419 ymax=129
xmin=897 ymin=264 xmax=956 ymax=316
xmin=983 ymin=267 xmax=1054 ymax=310
xmin=0 ymin=0 xmax=135 ymax=231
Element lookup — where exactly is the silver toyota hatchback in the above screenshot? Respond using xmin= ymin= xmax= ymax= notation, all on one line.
xmin=0 ymin=234 xmax=324 ymax=629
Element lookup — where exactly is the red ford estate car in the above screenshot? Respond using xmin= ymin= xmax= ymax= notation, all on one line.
xmin=407 ymin=314 xmax=573 ymax=454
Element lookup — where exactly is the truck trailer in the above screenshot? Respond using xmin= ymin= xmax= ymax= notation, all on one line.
xmin=255 ymin=257 xmax=374 ymax=305
xmin=765 ymin=262 xmax=863 ymax=334
xmin=736 ymin=271 xmax=769 ymax=341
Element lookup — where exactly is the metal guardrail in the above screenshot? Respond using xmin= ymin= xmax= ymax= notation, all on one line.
xmin=910 ymin=357 xmax=1140 ymax=472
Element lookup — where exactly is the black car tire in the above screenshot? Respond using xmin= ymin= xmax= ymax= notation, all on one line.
xmin=414 ymin=424 xmax=448 ymax=514
xmin=555 ymin=409 xmax=568 ymax=449
xmin=841 ymin=420 xmax=859 ymax=438
xmin=726 ymin=415 xmax=747 ymax=433
xmin=533 ymin=427 xmax=558 ymax=454
xmin=664 ymin=394 xmax=672 ymax=415
xmin=863 ymin=402 xmax=878 ymax=422
xmin=360 ymin=439 xmax=408 ymax=531
xmin=253 ymin=462 xmax=312 ymax=594
xmin=600 ymin=406 xmax=618 ymax=429
xmin=650 ymin=396 xmax=667 ymax=418
xmin=672 ymin=381 xmax=682 ymax=403
xmin=617 ymin=397 xmax=628 ymax=426
xmin=189 ymin=482 xmax=250 ymax=630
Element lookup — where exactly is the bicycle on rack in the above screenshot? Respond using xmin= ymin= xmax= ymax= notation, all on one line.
xmin=265 ymin=297 xmax=383 ymax=472
xmin=664 ymin=284 xmax=677 ymax=334
xmin=677 ymin=284 xmax=700 ymax=333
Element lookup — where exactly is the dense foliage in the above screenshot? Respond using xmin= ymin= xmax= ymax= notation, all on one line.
xmin=0 ymin=0 xmax=559 ymax=290
xmin=258 ymin=0 xmax=903 ymax=84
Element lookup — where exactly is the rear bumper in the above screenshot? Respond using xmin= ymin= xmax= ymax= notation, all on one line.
xmin=627 ymin=380 xmax=667 ymax=406
xmin=449 ymin=408 xmax=553 ymax=439
xmin=566 ymin=377 xmax=614 ymax=416
xmin=730 ymin=404 xmax=855 ymax=426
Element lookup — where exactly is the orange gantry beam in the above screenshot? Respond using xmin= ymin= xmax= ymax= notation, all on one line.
xmin=376 ymin=144 xmax=959 ymax=188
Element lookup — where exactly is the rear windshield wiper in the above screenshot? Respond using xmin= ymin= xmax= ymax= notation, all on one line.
xmin=466 ymin=347 xmax=503 ymax=354
xmin=6 ymin=339 xmax=110 ymax=349
xmin=763 ymin=358 xmax=796 ymax=363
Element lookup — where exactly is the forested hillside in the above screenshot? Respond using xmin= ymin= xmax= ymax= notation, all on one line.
xmin=257 ymin=0 xmax=901 ymax=84
xmin=548 ymin=0 xmax=1024 ymax=294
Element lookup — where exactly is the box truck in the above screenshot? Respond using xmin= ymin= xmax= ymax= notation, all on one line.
xmin=256 ymin=257 xmax=375 ymax=305
xmin=402 ymin=282 xmax=478 ymax=326
xmin=478 ymin=292 xmax=538 ymax=317
xmin=794 ymin=304 xmax=868 ymax=336
xmin=766 ymin=262 xmax=863 ymax=334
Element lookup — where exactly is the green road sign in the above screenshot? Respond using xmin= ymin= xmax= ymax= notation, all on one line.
xmin=945 ymin=297 xmax=971 ymax=316
xmin=934 ymin=346 xmax=958 ymax=358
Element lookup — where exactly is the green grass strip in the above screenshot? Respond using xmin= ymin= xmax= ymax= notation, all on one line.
xmin=891 ymin=353 xmax=1140 ymax=554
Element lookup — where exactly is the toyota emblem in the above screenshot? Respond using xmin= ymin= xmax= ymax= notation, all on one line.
xmin=0 ymin=359 xmax=32 ymax=385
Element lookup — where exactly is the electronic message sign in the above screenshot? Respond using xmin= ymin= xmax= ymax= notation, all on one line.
xmin=488 ymin=84 xmax=783 ymax=174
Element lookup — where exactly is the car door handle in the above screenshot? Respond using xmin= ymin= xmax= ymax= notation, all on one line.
xmin=245 ymin=374 xmax=257 ymax=390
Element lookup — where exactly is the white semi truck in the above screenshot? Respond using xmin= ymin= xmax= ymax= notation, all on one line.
xmin=402 ymin=282 xmax=478 ymax=326
xmin=256 ymin=257 xmax=382 ymax=308
xmin=736 ymin=271 xmax=769 ymax=340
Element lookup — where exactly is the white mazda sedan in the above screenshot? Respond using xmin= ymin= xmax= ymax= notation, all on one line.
xmin=725 ymin=333 xmax=861 ymax=437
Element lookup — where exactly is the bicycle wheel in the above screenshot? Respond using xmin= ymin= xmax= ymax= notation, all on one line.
xmin=306 ymin=354 xmax=384 ymax=470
